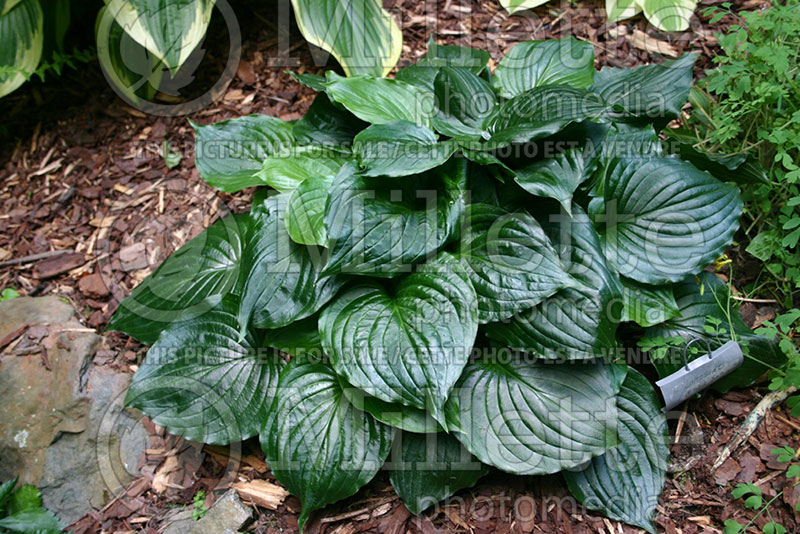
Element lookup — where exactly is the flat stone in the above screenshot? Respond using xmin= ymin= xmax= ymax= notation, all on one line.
xmin=0 ymin=297 xmax=148 ymax=525
xmin=162 ymin=490 xmax=252 ymax=534
xmin=78 ymin=273 xmax=110 ymax=299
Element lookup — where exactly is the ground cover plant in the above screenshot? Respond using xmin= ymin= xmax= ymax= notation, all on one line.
xmin=109 ymin=37 xmax=785 ymax=532
xmin=0 ymin=479 xmax=62 ymax=534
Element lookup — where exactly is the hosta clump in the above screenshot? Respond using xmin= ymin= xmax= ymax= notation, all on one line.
xmin=110 ymin=37 xmax=779 ymax=532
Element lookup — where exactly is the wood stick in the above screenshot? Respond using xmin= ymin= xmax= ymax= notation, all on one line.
xmin=712 ymin=386 xmax=797 ymax=471
xmin=0 ymin=249 xmax=73 ymax=268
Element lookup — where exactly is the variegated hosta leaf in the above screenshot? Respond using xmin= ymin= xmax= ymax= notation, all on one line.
xmin=104 ymin=0 xmax=215 ymax=72
xmin=606 ymin=0 xmax=642 ymax=22
xmin=0 ymin=0 xmax=43 ymax=98
xmin=291 ymin=0 xmax=402 ymax=77
xmin=642 ymin=0 xmax=697 ymax=32
xmin=499 ymin=0 xmax=550 ymax=15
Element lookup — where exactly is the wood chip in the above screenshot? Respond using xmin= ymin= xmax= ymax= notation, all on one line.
xmin=627 ymin=29 xmax=680 ymax=58
xmin=32 ymin=253 xmax=85 ymax=279
xmin=89 ymin=216 xmax=116 ymax=228
xmin=231 ymin=480 xmax=289 ymax=510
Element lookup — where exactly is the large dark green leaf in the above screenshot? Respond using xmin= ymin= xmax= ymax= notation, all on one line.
xmin=591 ymin=156 xmax=742 ymax=285
xmin=644 ymin=272 xmax=785 ymax=393
xmin=341 ymin=387 xmax=441 ymax=434
xmin=620 ymin=277 xmax=680 ymax=327
xmin=458 ymin=203 xmax=575 ymax=323
xmin=353 ymin=121 xmax=457 ymax=177
xmin=285 ymin=174 xmax=332 ymax=246
xmin=446 ymin=356 xmax=619 ymax=475
xmin=564 ymin=369 xmax=668 ymax=534
xmin=485 ymin=87 xmax=609 ymax=145
xmin=591 ymin=54 xmax=696 ymax=121
xmin=323 ymin=74 xmax=434 ymax=128
xmin=485 ymin=205 xmax=622 ymax=360
xmin=671 ymin=140 xmax=769 ymax=186
xmin=434 ymin=67 xmax=497 ymax=130
xmin=395 ymin=38 xmax=490 ymax=91
xmin=264 ymin=316 xmax=324 ymax=358
xmin=192 ymin=115 xmax=295 ymax=192
xmin=261 ymin=357 xmax=394 ymax=531
xmin=319 ymin=253 xmax=478 ymax=424
xmin=389 ymin=431 xmax=489 ymax=514
xmin=108 ymin=214 xmax=248 ymax=345
xmin=239 ymin=195 xmax=344 ymax=331
xmin=512 ymin=147 xmax=594 ymax=215
xmin=493 ymin=38 xmax=595 ymax=98
xmin=324 ymin=159 xmax=466 ymax=276
xmin=258 ymin=146 xmax=347 ymax=194
xmin=293 ymin=92 xmax=367 ymax=148
xmin=290 ymin=0 xmax=402 ymax=77
xmin=126 ymin=296 xmax=283 ymax=445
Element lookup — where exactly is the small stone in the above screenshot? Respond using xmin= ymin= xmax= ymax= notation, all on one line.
xmin=163 ymin=490 xmax=252 ymax=534
xmin=78 ymin=273 xmax=110 ymax=299
xmin=124 ymin=351 xmax=137 ymax=362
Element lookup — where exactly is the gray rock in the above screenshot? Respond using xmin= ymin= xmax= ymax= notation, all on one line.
xmin=162 ymin=490 xmax=252 ymax=534
xmin=0 ymin=297 xmax=148 ymax=525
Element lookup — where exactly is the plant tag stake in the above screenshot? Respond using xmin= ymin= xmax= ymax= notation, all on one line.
xmin=656 ymin=339 xmax=743 ymax=411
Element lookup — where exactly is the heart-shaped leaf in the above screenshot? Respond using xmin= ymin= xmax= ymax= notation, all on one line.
xmin=389 ymin=431 xmax=489 ymax=514
xmin=486 ymin=87 xmax=609 ymax=145
xmin=108 ymin=214 xmax=248 ymax=345
xmin=261 ymin=356 xmax=394 ymax=531
xmin=353 ymin=121 xmax=457 ymax=177
xmin=258 ymin=146 xmax=346 ymax=193
xmin=564 ymin=369 xmax=668 ymax=534
xmin=324 ymin=159 xmax=466 ymax=276
xmin=239 ymin=195 xmax=344 ymax=331
xmin=512 ymin=148 xmax=594 ymax=216
xmin=493 ymin=38 xmax=595 ymax=98
xmin=591 ymin=156 xmax=742 ymax=284
xmin=458 ymin=203 xmax=575 ymax=323
xmin=192 ymin=115 xmax=295 ymax=192
xmin=620 ymin=277 xmax=680 ymax=327
xmin=446 ymin=355 xmax=619 ymax=474
xmin=434 ymin=67 xmax=497 ymax=130
xmin=319 ymin=253 xmax=478 ymax=424
xmin=591 ymin=54 xmax=696 ymax=121
xmin=126 ymin=296 xmax=283 ymax=445
xmin=323 ymin=75 xmax=434 ymax=128
xmin=485 ymin=205 xmax=623 ymax=360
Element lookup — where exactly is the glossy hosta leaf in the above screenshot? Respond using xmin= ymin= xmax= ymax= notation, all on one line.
xmin=0 ymin=0 xmax=23 ymax=15
xmin=642 ymin=0 xmax=696 ymax=32
xmin=285 ymin=174 xmax=332 ymax=246
xmin=591 ymin=156 xmax=742 ymax=284
xmin=486 ymin=87 xmax=609 ymax=145
xmin=499 ymin=0 xmax=549 ymax=13
xmin=353 ymin=121 xmax=457 ymax=177
xmin=459 ymin=203 xmax=575 ymax=323
xmin=0 ymin=0 xmax=43 ymax=98
xmin=108 ymin=214 xmax=247 ymax=345
xmin=493 ymin=38 xmax=595 ymax=98
xmin=323 ymin=75 xmax=434 ymax=128
xmin=620 ymin=277 xmax=680 ymax=327
xmin=264 ymin=316 xmax=324 ymax=358
xmin=395 ymin=38 xmax=490 ymax=91
xmin=644 ymin=272 xmax=785 ymax=393
xmin=672 ymin=141 xmax=769 ymax=186
xmin=591 ymin=54 xmax=696 ymax=121
xmin=290 ymin=0 xmax=402 ymax=77
xmin=342 ymin=387 xmax=441 ymax=434
xmin=261 ymin=357 xmax=394 ymax=531
xmin=320 ymin=253 xmax=479 ymax=424
xmin=485 ymin=206 xmax=623 ymax=360
xmin=239 ymin=195 xmax=343 ymax=331
xmin=192 ymin=115 xmax=295 ymax=192
xmin=389 ymin=431 xmax=489 ymax=514
xmin=126 ymin=296 xmax=283 ymax=444
xmin=258 ymin=147 xmax=346 ymax=194
xmin=434 ymin=67 xmax=497 ymax=129
xmin=104 ymin=0 xmax=213 ymax=72
xmin=565 ymin=369 xmax=668 ymax=534
xmin=446 ymin=356 xmax=619 ymax=475
xmin=512 ymin=147 xmax=593 ymax=215
xmin=293 ymin=92 xmax=366 ymax=147
xmin=606 ymin=0 xmax=642 ymax=21
xmin=324 ymin=159 xmax=466 ymax=276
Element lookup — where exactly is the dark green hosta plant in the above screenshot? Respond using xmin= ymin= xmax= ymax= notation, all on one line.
xmin=110 ymin=38 xmax=777 ymax=532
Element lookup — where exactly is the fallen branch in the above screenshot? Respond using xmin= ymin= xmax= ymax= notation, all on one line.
xmin=0 ymin=249 xmax=73 ymax=268
xmin=712 ymin=386 xmax=797 ymax=471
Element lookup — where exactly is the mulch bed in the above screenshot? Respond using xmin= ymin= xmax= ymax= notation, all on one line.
xmin=1 ymin=0 xmax=797 ymax=533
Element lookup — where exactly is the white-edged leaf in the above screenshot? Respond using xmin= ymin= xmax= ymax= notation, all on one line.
xmin=0 ymin=0 xmax=43 ymax=98
xmin=642 ymin=0 xmax=697 ymax=32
